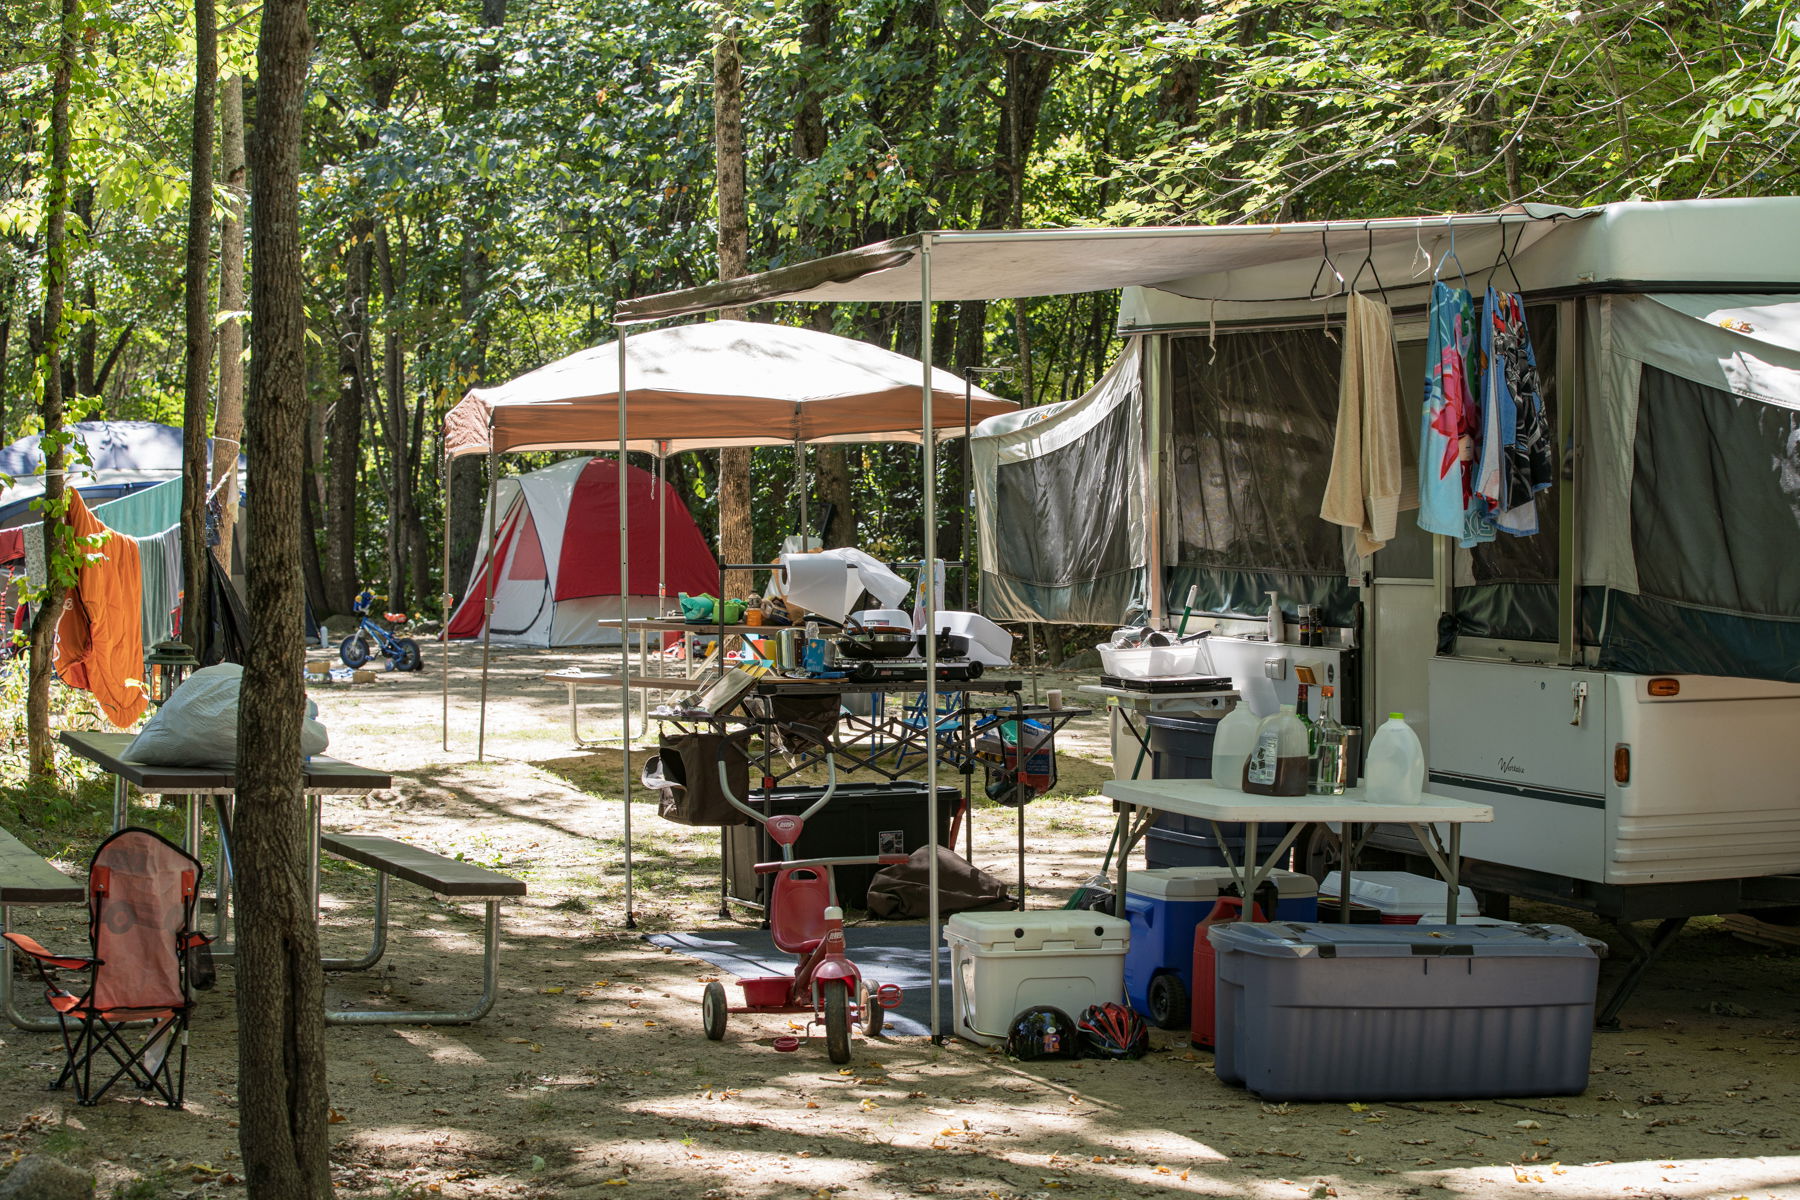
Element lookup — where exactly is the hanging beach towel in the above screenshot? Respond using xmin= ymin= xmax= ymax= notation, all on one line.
xmin=1475 ymin=287 xmax=1554 ymax=535
xmin=1417 ymin=281 xmax=1491 ymax=545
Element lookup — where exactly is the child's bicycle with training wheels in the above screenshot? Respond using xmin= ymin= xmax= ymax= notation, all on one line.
xmin=700 ymin=724 xmax=905 ymax=1063
xmin=339 ymin=588 xmax=423 ymax=672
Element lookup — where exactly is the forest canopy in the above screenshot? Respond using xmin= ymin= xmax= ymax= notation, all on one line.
xmin=1 ymin=0 xmax=1795 ymax=617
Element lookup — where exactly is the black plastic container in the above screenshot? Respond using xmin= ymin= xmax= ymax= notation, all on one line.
xmin=1143 ymin=714 xmax=1291 ymax=870
xmin=724 ymin=782 xmax=961 ymax=909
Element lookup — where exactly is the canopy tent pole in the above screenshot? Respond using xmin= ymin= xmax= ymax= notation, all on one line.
xmin=657 ymin=444 xmax=668 ymax=615
xmin=441 ymin=438 xmax=453 ymax=751
xmin=619 ymin=329 xmax=637 ymax=929
xmin=794 ymin=438 xmax=807 ymax=545
xmin=1142 ymin=333 xmax=1166 ymax=624
xmin=476 ymin=440 xmax=499 ymax=762
xmin=920 ymin=233 xmax=942 ymax=1043
xmin=962 ymin=378 xmax=972 ymax=609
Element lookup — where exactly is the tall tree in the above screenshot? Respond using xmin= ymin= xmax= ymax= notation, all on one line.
xmin=235 ymin=0 xmax=333 ymax=1192
xmin=713 ymin=3 xmax=752 ymax=591
xmin=24 ymin=0 xmax=80 ymax=782
xmin=181 ymin=0 xmax=218 ymax=655
xmin=445 ymin=0 xmax=509 ymax=607
xmin=211 ymin=72 xmax=247 ymax=576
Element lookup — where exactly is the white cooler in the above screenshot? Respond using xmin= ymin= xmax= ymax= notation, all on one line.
xmin=945 ymin=911 xmax=1129 ymax=1046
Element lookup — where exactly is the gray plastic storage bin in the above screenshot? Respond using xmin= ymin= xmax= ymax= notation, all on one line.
xmin=1210 ymin=922 xmax=1603 ymax=1101
xmin=1142 ymin=714 xmax=1292 ymax=870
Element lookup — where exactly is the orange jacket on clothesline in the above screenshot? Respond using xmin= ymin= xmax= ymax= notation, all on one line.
xmin=54 ymin=491 xmax=147 ymax=727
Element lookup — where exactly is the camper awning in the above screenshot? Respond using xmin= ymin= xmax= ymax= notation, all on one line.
xmin=444 ymin=319 xmax=1013 ymax=457
xmin=614 ymin=206 xmax=1593 ymax=323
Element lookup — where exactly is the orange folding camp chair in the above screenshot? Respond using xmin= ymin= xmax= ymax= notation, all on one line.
xmin=3 ymin=827 xmax=211 ymax=1107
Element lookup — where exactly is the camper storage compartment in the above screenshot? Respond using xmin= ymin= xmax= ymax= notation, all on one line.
xmin=1210 ymin=922 xmax=1603 ymax=1101
xmin=1142 ymin=714 xmax=1292 ymax=869
xmin=946 ymin=911 xmax=1129 ymax=1047
xmin=1123 ymin=867 xmax=1317 ymax=1027
xmin=724 ymin=783 xmax=959 ymax=909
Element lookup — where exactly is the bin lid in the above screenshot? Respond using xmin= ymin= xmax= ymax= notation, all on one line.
xmin=1206 ymin=921 xmax=1605 ymax=959
xmin=1319 ymin=870 xmax=1477 ymax=915
xmin=1128 ymin=867 xmax=1317 ymax=901
xmin=945 ymin=910 xmax=1130 ymax=952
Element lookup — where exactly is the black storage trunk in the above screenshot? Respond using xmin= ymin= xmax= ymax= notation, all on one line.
xmin=724 ymin=783 xmax=961 ymax=909
xmin=1143 ymin=713 xmax=1291 ymax=870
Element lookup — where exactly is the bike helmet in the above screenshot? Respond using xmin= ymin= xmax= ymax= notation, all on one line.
xmin=1005 ymin=1005 xmax=1080 ymax=1061
xmin=1077 ymin=1002 xmax=1150 ymax=1060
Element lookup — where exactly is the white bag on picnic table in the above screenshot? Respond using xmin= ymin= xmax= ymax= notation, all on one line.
xmin=125 ymin=664 xmax=329 ymax=768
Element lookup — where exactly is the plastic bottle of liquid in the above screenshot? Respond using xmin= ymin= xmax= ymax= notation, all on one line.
xmin=1363 ymin=712 xmax=1426 ymax=804
xmin=1241 ymin=704 xmax=1309 ymax=796
xmin=1265 ymin=591 xmax=1283 ymax=644
xmin=1309 ymin=685 xmax=1349 ymax=796
xmin=1209 ymin=703 xmax=1260 ymax=790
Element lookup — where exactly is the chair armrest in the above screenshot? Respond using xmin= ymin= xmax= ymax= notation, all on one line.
xmin=2 ymin=931 xmax=93 ymax=972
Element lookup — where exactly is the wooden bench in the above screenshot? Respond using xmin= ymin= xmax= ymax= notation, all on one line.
xmin=0 ymin=828 xmax=86 ymax=1033
xmin=544 ymin=667 xmax=708 ymax=747
xmin=319 ymin=833 xmax=526 ymax=1026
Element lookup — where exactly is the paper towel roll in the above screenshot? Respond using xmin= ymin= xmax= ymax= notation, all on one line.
xmin=781 ymin=553 xmax=853 ymax=623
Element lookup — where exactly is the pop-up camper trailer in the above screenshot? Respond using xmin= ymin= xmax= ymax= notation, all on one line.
xmin=618 ymin=197 xmax=1800 ymax=1019
xmin=971 ymin=199 xmax=1800 ymax=1015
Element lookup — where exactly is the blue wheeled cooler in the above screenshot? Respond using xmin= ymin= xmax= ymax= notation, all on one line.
xmin=1122 ymin=867 xmax=1317 ymax=1028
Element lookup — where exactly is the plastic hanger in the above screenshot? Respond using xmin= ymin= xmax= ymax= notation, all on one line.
xmin=1493 ymin=221 xmax=1524 ymax=295
xmin=1432 ymin=215 xmax=1470 ymax=293
xmin=1348 ymin=225 xmax=1388 ymax=296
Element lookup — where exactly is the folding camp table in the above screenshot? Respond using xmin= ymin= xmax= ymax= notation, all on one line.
xmin=1100 ymin=778 xmax=1492 ymax=923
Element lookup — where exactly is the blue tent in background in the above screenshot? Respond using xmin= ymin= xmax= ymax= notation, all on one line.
xmin=0 ymin=420 xmax=244 ymax=528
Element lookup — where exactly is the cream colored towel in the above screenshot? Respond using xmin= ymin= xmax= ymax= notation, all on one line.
xmin=1321 ymin=291 xmax=1418 ymax=557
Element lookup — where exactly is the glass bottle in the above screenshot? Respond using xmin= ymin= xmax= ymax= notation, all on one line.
xmin=1309 ymin=685 xmax=1350 ymax=796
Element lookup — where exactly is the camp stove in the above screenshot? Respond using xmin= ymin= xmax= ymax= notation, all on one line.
xmin=797 ymin=629 xmax=983 ymax=682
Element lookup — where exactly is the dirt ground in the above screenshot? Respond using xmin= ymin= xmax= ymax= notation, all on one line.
xmin=4 ymin=641 xmax=1800 ymax=1199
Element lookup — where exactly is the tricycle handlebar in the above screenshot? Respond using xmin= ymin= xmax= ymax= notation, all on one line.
xmin=754 ymin=853 xmax=912 ymax=875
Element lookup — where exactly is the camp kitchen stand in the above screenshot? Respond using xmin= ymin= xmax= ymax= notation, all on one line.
xmin=650 ymin=674 xmax=1087 ymax=917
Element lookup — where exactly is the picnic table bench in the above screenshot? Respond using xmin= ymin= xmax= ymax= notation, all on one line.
xmin=543 ymin=667 xmax=708 ymax=747
xmin=319 ymin=833 xmax=526 ymax=1026
xmin=0 ymin=828 xmax=86 ymax=1032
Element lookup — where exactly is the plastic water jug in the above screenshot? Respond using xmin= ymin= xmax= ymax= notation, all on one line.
xmin=1363 ymin=713 xmax=1425 ymax=804
xmin=1209 ymin=704 xmax=1259 ymax=790
xmin=1241 ymin=705 xmax=1310 ymax=796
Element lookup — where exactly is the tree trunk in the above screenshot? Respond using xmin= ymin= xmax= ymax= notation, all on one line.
xmin=26 ymin=0 xmax=78 ymax=782
xmin=447 ymin=0 xmax=509 ymax=602
xmin=74 ymin=187 xmax=95 ymax=399
xmin=323 ymin=229 xmax=369 ymax=614
xmin=212 ymin=73 xmax=246 ymax=576
xmin=237 ymin=0 xmax=333 ymax=1194
xmin=181 ymin=0 xmax=217 ymax=656
xmin=714 ymin=7 xmax=753 ymax=592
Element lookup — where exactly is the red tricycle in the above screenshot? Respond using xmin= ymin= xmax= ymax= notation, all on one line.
xmin=700 ymin=728 xmax=904 ymax=1063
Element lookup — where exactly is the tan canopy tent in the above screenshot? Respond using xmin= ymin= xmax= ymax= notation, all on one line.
xmin=440 ymin=319 xmax=1015 ymax=931
xmin=443 ymin=319 xmax=1011 ymax=457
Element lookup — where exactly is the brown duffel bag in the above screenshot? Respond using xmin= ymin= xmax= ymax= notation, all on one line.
xmin=865 ymin=845 xmax=1017 ymax=919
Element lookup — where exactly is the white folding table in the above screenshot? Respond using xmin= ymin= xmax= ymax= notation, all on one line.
xmin=1099 ymin=779 xmax=1493 ymax=922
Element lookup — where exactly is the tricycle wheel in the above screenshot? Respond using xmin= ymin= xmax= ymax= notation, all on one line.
xmin=858 ymin=979 xmax=884 ymax=1039
xmin=339 ymin=634 xmax=371 ymax=668
xmin=821 ymin=980 xmax=851 ymax=1063
xmin=1147 ymin=971 xmax=1190 ymax=1030
xmin=702 ymin=981 xmax=728 ymax=1041
xmin=394 ymin=637 xmax=421 ymax=671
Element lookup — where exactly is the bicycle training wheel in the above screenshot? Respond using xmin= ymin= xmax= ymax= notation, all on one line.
xmin=339 ymin=634 xmax=371 ymax=668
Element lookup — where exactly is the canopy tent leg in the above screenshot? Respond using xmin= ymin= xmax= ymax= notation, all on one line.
xmin=441 ymin=439 xmax=453 ymax=752
xmin=920 ymin=233 xmax=943 ymax=1044
xmin=794 ymin=438 xmax=807 ymax=544
xmin=1141 ymin=333 xmax=1166 ymax=624
xmin=618 ymin=330 xmax=636 ymax=929
xmin=476 ymin=443 xmax=498 ymax=763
